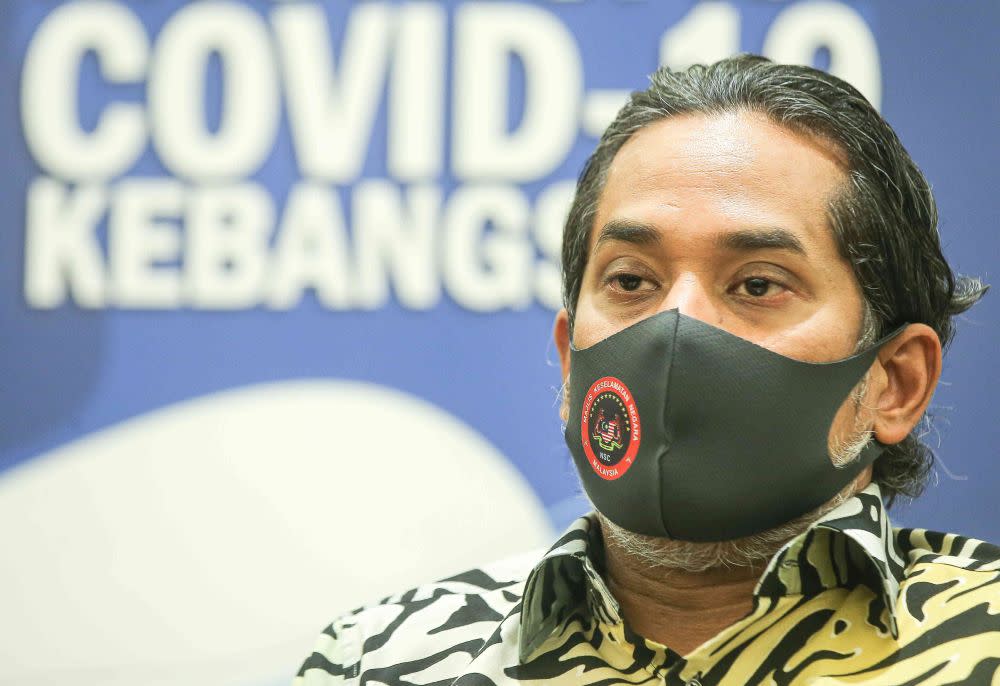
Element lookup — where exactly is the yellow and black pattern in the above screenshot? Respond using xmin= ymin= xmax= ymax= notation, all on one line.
xmin=296 ymin=485 xmax=1000 ymax=685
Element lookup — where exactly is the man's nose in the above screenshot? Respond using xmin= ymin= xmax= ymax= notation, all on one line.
xmin=659 ymin=274 xmax=718 ymax=324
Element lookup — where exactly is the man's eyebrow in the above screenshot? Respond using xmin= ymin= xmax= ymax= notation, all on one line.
xmin=716 ymin=228 xmax=807 ymax=256
xmin=593 ymin=221 xmax=662 ymax=249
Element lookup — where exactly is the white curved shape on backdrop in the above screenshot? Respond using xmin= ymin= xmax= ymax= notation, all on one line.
xmin=0 ymin=380 xmax=554 ymax=686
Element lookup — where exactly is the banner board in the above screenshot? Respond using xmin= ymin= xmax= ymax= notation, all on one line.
xmin=1 ymin=2 xmax=997 ymax=684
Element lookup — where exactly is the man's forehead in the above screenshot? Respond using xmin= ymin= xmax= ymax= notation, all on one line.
xmin=608 ymin=111 xmax=765 ymax=181
xmin=607 ymin=111 xmax=845 ymax=189
xmin=593 ymin=110 xmax=848 ymax=254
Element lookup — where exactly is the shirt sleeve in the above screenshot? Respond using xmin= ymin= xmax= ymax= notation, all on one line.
xmin=293 ymin=616 xmax=363 ymax=686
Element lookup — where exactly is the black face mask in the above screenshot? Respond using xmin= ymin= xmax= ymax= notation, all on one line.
xmin=565 ymin=310 xmax=902 ymax=542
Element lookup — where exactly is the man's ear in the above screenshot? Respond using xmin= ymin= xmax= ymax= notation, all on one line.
xmin=554 ymin=309 xmax=572 ymax=422
xmin=553 ymin=309 xmax=572 ymax=382
xmin=872 ymin=323 xmax=942 ymax=445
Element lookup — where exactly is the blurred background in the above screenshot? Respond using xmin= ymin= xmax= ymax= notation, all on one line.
xmin=1 ymin=1 xmax=997 ymax=684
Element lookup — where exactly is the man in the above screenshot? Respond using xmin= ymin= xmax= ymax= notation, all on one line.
xmin=296 ymin=55 xmax=996 ymax=685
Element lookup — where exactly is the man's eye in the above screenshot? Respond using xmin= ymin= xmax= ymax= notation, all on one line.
xmin=614 ymin=274 xmax=645 ymax=291
xmin=741 ymin=277 xmax=777 ymax=297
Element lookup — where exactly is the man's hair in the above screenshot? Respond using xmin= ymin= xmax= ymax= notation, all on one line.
xmin=560 ymin=54 xmax=987 ymax=505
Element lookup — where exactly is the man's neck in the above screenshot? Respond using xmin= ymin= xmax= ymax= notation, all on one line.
xmin=600 ymin=534 xmax=766 ymax=656
xmin=594 ymin=474 xmax=874 ymax=654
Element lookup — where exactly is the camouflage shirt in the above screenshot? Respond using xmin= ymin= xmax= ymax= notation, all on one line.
xmin=295 ymin=484 xmax=1000 ymax=685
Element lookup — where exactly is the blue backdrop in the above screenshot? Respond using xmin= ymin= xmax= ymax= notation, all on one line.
xmin=1 ymin=2 xmax=998 ymax=685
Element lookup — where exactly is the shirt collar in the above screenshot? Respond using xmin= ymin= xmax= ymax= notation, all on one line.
xmin=518 ymin=483 xmax=905 ymax=662
xmin=518 ymin=515 xmax=621 ymax=662
xmin=756 ymin=482 xmax=906 ymax=638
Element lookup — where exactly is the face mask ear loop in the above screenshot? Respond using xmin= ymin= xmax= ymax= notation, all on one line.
xmin=845 ymin=323 xmax=910 ymax=364
xmin=823 ymin=323 xmax=909 ymax=476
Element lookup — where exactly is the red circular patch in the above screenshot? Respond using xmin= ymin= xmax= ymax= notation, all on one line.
xmin=580 ymin=376 xmax=641 ymax=480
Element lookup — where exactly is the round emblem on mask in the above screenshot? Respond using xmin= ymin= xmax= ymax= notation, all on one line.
xmin=580 ymin=376 xmax=641 ymax=480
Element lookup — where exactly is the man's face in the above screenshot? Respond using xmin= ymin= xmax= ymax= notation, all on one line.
xmin=557 ymin=110 xmax=872 ymax=453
